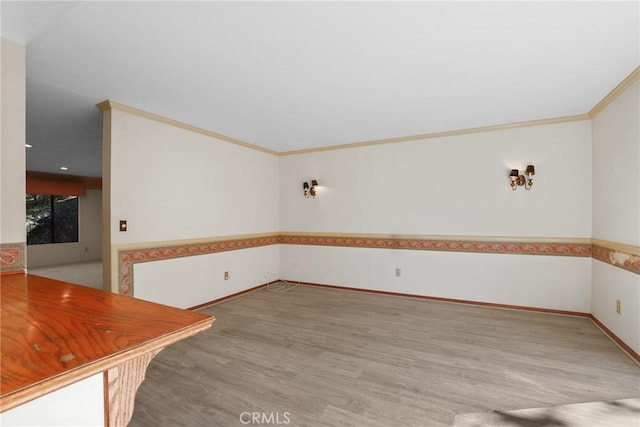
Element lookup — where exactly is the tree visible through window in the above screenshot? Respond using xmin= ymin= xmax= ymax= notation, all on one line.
xmin=26 ymin=194 xmax=79 ymax=245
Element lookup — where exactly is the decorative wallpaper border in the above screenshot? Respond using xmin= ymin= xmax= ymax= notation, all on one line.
xmin=118 ymin=235 xmax=279 ymax=296
xmin=592 ymin=244 xmax=640 ymax=275
xmin=0 ymin=243 xmax=26 ymax=275
xmin=116 ymin=233 xmax=602 ymax=296
xmin=116 ymin=233 xmax=638 ymax=296
xmin=279 ymin=234 xmax=593 ymax=257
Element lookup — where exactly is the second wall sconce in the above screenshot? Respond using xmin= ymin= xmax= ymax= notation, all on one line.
xmin=509 ymin=165 xmax=535 ymax=190
xmin=303 ymin=180 xmax=319 ymax=198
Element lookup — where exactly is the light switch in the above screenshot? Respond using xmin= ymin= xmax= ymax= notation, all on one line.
xmin=119 ymin=220 xmax=127 ymax=232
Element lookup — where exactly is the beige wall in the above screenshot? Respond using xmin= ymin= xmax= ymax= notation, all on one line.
xmin=1 ymin=38 xmax=26 ymax=245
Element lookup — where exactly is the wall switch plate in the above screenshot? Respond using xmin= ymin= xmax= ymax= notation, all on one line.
xmin=224 ymin=271 xmax=230 ymax=280
xmin=119 ymin=220 xmax=127 ymax=232
xmin=395 ymin=268 xmax=401 ymax=277
xmin=616 ymin=300 xmax=621 ymax=314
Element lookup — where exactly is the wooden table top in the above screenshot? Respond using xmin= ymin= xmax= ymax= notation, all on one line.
xmin=0 ymin=274 xmax=214 ymax=411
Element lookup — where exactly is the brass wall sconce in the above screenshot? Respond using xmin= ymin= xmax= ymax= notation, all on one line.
xmin=509 ymin=165 xmax=535 ymax=190
xmin=303 ymin=180 xmax=319 ymax=198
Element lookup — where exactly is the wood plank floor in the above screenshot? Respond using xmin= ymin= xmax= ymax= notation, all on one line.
xmin=130 ymin=285 xmax=640 ymax=427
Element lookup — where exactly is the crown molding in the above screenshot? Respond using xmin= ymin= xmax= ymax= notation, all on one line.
xmin=588 ymin=66 xmax=640 ymax=118
xmin=96 ymin=100 xmax=278 ymax=156
xmin=278 ymin=114 xmax=591 ymax=156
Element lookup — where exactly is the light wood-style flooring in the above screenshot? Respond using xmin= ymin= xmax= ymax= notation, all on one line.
xmin=130 ymin=285 xmax=640 ymax=427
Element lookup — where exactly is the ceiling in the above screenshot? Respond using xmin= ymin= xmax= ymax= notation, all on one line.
xmin=2 ymin=1 xmax=639 ymax=178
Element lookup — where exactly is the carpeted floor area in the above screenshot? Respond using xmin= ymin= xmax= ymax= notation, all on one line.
xmin=27 ymin=260 xmax=102 ymax=290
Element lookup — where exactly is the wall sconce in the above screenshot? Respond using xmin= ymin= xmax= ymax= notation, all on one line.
xmin=509 ymin=165 xmax=535 ymax=190
xmin=303 ymin=180 xmax=319 ymax=198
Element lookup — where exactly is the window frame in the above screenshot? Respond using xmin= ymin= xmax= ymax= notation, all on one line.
xmin=26 ymin=193 xmax=79 ymax=246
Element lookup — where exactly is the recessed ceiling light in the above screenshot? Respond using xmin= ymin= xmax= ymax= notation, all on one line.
xmin=59 ymin=166 xmax=69 ymax=171
xmin=25 ymin=144 xmax=32 ymax=148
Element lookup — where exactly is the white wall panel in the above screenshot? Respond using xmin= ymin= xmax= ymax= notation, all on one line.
xmin=133 ymin=245 xmax=280 ymax=308
xmin=592 ymin=261 xmax=640 ymax=353
xmin=281 ymin=245 xmax=592 ymax=313
xmin=0 ymin=374 xmax=104 ymax=427
xmin=133 ymin=232 xmax=279 ymax=309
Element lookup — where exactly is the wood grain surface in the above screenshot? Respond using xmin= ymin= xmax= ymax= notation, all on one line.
xmin=105 ymin=349 xmax=162 ymax=427
xmin=131 ymin=285 xmax=639 ymax=427
xmin=0 ymin=274 xmax=213 ymax=412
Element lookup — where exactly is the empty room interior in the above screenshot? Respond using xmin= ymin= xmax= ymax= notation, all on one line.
xmin=1 ymin=2 xmax=639 ymax=427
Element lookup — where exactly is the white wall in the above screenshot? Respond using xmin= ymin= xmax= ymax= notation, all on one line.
xmin=1 ymin=38 xmax=26 ymax=245
xmin=591 ymin=79 xmax=640 ymax=354
xmin=280 ymin=121 xmax=592 ymax=237
xmin=592 ymin=261 xmax=640 ymax=352
xmin=0 ymin=373 xmax=104 ymax=427
xmin=109 ymin=110 xmax=279 ymax=243
xmin=282 ymin=246 xmax=592 ymax=312
xmin=108 ymin=109 xmax=280 ymax=301
xmin=135 ymin=245 xmax=279 ymax=308
xmin=280 ymin=121 xmax=593 ymax=311
xmin=592 ymin=81 xmax=640 ymax=247
xmin=27 ymin=189 xmax=102 ymax=267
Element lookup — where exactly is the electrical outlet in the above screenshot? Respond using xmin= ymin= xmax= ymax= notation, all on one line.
xmin=224 ymin=271 xmax=230 ymax=280
xmin=616 ymin=300 xmax=621 ymax=314
xmin=395 ymin=268 xmax=401 ymax=277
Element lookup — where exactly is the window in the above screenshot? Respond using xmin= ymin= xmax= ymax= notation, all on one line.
xmin=26 ymin=194 xmax=79 ymax=245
